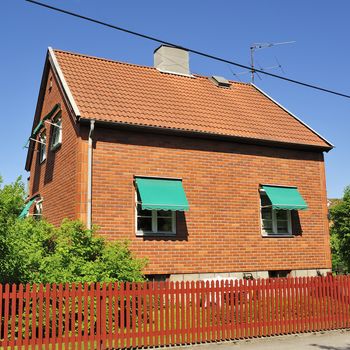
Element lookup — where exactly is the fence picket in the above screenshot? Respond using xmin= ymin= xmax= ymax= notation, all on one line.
xmin=77 ymin=283 xmax=83 ymax=350
xmin=17 ymin=284 xmax=24 ymax=350
xmin=9 ymin=284 xmax=16 ymax=350
xmin=44 ymin=284 xmax=50 ymax=350
xmin=159 ymin=281 xmax=165 ymax=346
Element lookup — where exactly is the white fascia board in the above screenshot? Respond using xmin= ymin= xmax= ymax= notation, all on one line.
xmin=48 ymin=47 xmax=81 ymax=118
xmin=251 ymin=83 xmax=334 ymax=149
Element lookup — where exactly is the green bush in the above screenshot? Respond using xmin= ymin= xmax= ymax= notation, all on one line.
xmin=0 ymin=177 xmax=147 ymax=284
xmin=330 ymin=186 xmax=350 ymax=274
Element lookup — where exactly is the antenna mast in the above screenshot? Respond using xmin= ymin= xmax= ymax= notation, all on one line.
xmin=250 ymin=41 xmax=295 ymax=83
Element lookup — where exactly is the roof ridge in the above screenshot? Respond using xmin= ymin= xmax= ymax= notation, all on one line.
xmin=52 ymin=48 xmax=248 ymax=85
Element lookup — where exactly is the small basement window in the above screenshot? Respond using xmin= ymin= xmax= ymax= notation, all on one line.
xmin=146 ymin=274 xmax=170 ymax=282
xmin=51 ymin=114 xmax=62 ymax=150
xmin=260 ymin=191 xmax=292 ymax=236
xmin=269 ymin=270 xmax=291 ymax=278
xmin=39 ymin=131 xmax=46 ymax=163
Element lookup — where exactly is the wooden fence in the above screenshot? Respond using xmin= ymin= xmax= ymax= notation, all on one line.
xmin=0 ymin=275 xmax=350 ymax=349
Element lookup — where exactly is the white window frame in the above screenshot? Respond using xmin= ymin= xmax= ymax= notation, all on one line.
xmin=260 ymin=190 xmax=292 ymax=236
xmin=39 ymin=131 xmax=46 ymax=163
xmin=50 ymin=115 xmax=62 ymax=150
xmin=33 ymin=198 xmax=43 ymax=220
xmin=135 ymin=192 xmax=176 ymax=236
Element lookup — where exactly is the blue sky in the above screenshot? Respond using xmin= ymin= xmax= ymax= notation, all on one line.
xmin=1 ymin=1 xmax=349 ymax=198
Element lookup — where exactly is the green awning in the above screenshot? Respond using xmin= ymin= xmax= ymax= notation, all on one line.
xmin=135 ymin=177 xmax=189 ymax=211
xmin=18 ymin=197 xmax=37 ymax=219
xmin=262 ymin=185 xmax=308 ymax=210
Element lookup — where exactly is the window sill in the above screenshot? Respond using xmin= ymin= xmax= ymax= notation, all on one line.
xmin=39 ymin=158 xmax=46 ymax=165
xmin=136 ymin=232 xmax=176 ymax=237
xmin=262 ymin=234 xmax=294 ymax=238
xmin=51 ymin=142 xmax=62 ymax=152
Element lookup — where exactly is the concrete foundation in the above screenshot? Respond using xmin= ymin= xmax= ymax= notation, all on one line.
xmin=168 ymin=269 xmax=331 ymax=282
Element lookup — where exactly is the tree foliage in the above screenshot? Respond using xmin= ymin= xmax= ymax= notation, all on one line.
xmin=330 ymin=186 xmax=350 ymax=273
xmin=0 ymin=176 xmax=26 ymax=283
xmin=0 ymin=177 xmax=147 ymax=284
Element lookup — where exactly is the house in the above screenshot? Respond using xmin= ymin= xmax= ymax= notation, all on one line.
xmin=24 ymin=45 xmax=333 ymax=281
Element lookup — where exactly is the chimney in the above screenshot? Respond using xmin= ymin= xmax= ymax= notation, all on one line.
xmin=154 ymin=45 xmax=190 ymax=76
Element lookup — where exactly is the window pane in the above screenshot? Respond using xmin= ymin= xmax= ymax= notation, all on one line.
xmin=277 ymin=220 xmax=288 ymax=233
xmin=137 ymin=204 xmax=152 ymax=217
xmin=51 ymin=119 xmax=62 ymax=147
xmin=262 ymin=219 xmax=273 ymax=233
xmin=137 ymin=217 xmax=152 ymax=232
xmin=261 ymin=208 xmax=272 ymax=220
xmin=276 ymin=210 xmax=288 ymax=220
xmin=157 ymin=210 xmax=172 ymax=218
xmin=158 ymin=217 xmax=173 ymax=232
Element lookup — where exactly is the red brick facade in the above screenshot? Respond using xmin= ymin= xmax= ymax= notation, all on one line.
xmin=28 ymin=68 xmax=80 ymax=224
xmin=89 ymin=127 xmax=331 ymax=275
xmin=28 ymin=62 xmax=331 ymax=277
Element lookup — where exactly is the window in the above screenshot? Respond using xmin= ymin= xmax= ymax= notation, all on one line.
xmin=260 ymin=191 xmax=292 ymax=235
xmin=269 ymin=270 xmax=291 ymax=278
xmin=146 ymin=274 xmax=170 ymax=282
xmin=51 ymin=115 xmax=62 ymax=150
xmin=33 ymin=199 xmax=43 ymax=220
xmin=136 ymin=192 xmax=176 ymax=235
xmin=39 ymin=131 xmax=46 ymax=163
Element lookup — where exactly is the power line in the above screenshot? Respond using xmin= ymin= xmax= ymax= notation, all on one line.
xmin=25 ymin=0 xmax=350 ymax=99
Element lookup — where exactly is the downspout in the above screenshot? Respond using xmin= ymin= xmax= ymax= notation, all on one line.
xmin=87 ymin=119 xmax=95 ymax=230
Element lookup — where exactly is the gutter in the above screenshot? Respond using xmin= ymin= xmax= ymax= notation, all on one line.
xmin=79 ymin=117 xmax=333 ymax=153
xmin=87 ymin=119 xmax=95 ymax=230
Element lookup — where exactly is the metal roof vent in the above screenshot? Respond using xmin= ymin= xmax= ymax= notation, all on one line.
xmin=210 ymin=75 xmax=231 ymax=88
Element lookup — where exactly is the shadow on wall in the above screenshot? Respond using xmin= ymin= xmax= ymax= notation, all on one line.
xmin=142 ymin=212 xmax=188 ymax=242
xmin=292 ymin=211 xmax=303 ymax=236
xmin=44 ymin=143 xmax=57 ymax=185
xmin=32 ymin=147 xmax=41 ymax=194
xmin=90 ymin=125 xmax=324 ymax=163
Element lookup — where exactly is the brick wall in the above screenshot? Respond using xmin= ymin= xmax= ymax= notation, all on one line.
xmin=28 ymin=68 xmax=80 ymax=225
xmin=88 ymin=127 xmax=331 ymax=275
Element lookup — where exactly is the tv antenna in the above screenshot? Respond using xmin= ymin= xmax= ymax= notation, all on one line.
xmin=250 ymin=41 xmax=295 ymax=83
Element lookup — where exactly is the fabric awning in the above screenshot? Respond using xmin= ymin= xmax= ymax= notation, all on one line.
xmin=262 ymin=185 xmax=308 ymax=210
xmin=135 ymin=177 xmax=189 ymax=211
xmin=18 ymin=197 xmax=37 ymax=219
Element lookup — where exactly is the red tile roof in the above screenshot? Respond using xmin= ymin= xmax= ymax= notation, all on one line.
xmin=53 ymin=49 xmax=331 ymax=150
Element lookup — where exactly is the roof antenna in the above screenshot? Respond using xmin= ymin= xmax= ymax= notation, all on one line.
xmin=250 ymin=41 xmax=295 ymax=83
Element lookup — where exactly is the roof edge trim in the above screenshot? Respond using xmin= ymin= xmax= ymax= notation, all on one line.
xmin=251 ymin=84 xmax=334 ymax=150
xmin=79 ymin=117 xmax=332 ymax=152
xmin=48 ymin=47 xmax=81 ymax=118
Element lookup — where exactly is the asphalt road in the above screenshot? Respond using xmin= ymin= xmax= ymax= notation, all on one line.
xmin=173 ymin=330 xmax=350 ymax=350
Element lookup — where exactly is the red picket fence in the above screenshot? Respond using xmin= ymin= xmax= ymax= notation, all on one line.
xmin=0 ymin=275 xmax=349 ymax=349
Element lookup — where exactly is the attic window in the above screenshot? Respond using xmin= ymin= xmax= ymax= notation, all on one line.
xmin=210 ymin=75 xmax=231 ymax=88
